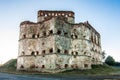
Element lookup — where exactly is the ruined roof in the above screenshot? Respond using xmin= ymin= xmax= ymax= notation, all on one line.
xmin=20 ymin=21 xmax=37 ymax=26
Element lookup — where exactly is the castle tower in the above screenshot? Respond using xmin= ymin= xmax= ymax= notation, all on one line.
xmin=17 ymin=10 xmax=102 ymax=72
xmin=37 ymin=10 xmax=75 ymax=23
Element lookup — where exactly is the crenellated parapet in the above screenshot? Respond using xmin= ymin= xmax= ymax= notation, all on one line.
xmin=37 ymin=10 xmax=75 ymax=23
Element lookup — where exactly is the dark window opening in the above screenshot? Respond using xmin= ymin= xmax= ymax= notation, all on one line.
xmin=49 ymin=48 xmax=53 ymax=53
xmin=57 ymin=30 xmax=61 ymax=35
xmin=71 ymin=65 xmax=74 ymax=68
xmin=57 ymin=49 xmax=60 ymax=53
xmin=42 ymin=65 xmax=45 ymax=68
xmin=37 ymin=34 xmax=39 ymax=38
xmin=84 ymin=52 xmax=86 ymax=55
xmin=23 ymin=34 xmax=26 ymax=38
xmin=64 ymin=50 xmax=68 ymax=54
xmin=22 ymin=51 xmax=25 ymax=55
xmin=42 ymin=50 xmax=45 ymax=54
xmin=84 ymin=64 xmax=88 ymax=68
xmin=71 ymin=35 xmax=73 ymax=38
xmin=43 ymin=31 xmax=46 ymax=36
xmin=75 ymin=35 xmax=78 ymax=39
xmin=42 ymin=42 xmax=44 ymax=45
xmin=36 ymin=66 xmax=38 ymax=68
xmin=76 ymin=52 xmax=78 ymax=55
xmin=65 ymin=64 xmax=68 ymax=68
xmin=31 ymin=51 xmax=35 ymax=55
xmin=49 ymin=30 xmax=53 ymax=35
xmin=36 ymin=51 xmax=39 ymax=55
xmin=20 ymin=65 xmax=24 ymax=68
xmin=30 ymin=64 xmax=35 ymax=68
xmin=71 ymin=52 xmax=74 ymax=55
xmin=64 ymin=32 xmax=68 ymax=36
xmin=74 ymin=55 xmax=76 ymax=58
xmin=32 ymin=34 xmax=36 ymax=38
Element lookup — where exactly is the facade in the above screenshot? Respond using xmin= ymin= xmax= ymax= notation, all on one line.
xmin=17 ymin=10 xmax=102 ymax=73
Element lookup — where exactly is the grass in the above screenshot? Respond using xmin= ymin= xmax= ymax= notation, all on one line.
xmin=0 ymin=59 xmax=119 ymax=76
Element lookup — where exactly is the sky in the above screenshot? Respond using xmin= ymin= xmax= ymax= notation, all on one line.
xmin=0 ymin=0 xmax=120 ymax=64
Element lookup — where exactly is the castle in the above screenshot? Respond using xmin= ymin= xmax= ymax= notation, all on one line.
xmin=17 ymin=10 xmax=102 ymax=73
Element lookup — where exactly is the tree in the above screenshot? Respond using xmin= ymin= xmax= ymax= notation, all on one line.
xmin=105 ymin=56 xmax=115 ymax=66
xmin=102 ymin=51 xmax=106 ymax=59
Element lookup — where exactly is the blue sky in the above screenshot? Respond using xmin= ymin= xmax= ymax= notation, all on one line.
xmin=0 ymin=0 xmax=120 ymax=63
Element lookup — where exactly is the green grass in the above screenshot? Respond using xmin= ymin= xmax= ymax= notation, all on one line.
xmin=0 ymin=59 xmax=119 ymax=76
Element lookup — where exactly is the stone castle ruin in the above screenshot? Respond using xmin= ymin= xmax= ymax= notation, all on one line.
xmin=17 ymin=10 xmax=102 ymax=73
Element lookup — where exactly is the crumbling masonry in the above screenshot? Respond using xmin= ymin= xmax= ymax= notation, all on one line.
xmin=17 ymin=10 xmax=102 ymax=73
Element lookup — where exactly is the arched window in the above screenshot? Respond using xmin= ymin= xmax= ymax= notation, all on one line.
xmin=76 ymin=52 xmax=78 ymax=55
xmin=37 ymin=34 xmax=39 ymax=38
xmin=57 ymin=49 xmax=60 ymax=53
xmin=31 ymin=51 xmax=35 ymax=55
xmin=49 ymin=48 xmax=53 ymax=53
xmin=64 ymin=64 xmax=68 ymax=68
xmin=36 ymin=51 xmax=39 ymax=55
xmin=71 ymin=52 xmax=74 ymax=55
xmin=42 ymin=65 xmax=45 ymax=68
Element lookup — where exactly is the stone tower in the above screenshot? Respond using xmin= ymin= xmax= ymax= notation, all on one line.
xmin=17 ymin=10 xmax=102 ymax=73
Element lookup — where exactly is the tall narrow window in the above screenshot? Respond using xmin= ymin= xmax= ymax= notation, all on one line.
xmin=32 ymin=34 xmax=36 ymax=38
xmin=36 ymin=51 xmax=39 ymax=55
xmin=31 ymin=51 xmax=35 ymax=55
xmin=37 ymin=34 xmax=39 ymax=38
xmin=42 ymin=50 xmax=45 ymax=54
xmin=65 ymin=64 xmax=68 ymax=68
xmin=57 ymin=49 xmax=60 ymax=53
xmin=64 ymin=50 xmax=68 ymax=54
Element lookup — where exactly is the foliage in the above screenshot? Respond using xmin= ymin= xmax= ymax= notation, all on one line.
xmin=102 ymin=51 xmax=106 ymax=59
xmin=105 ymin=56 xmax=115 ymax=66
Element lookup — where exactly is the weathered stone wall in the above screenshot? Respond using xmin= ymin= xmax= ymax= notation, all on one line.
xmin=17 ymin=10 xmax=102 ymax=72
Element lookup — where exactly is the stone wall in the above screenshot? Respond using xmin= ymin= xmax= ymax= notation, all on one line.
xmin=17 ymin=10 xmax=102 ymax=73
